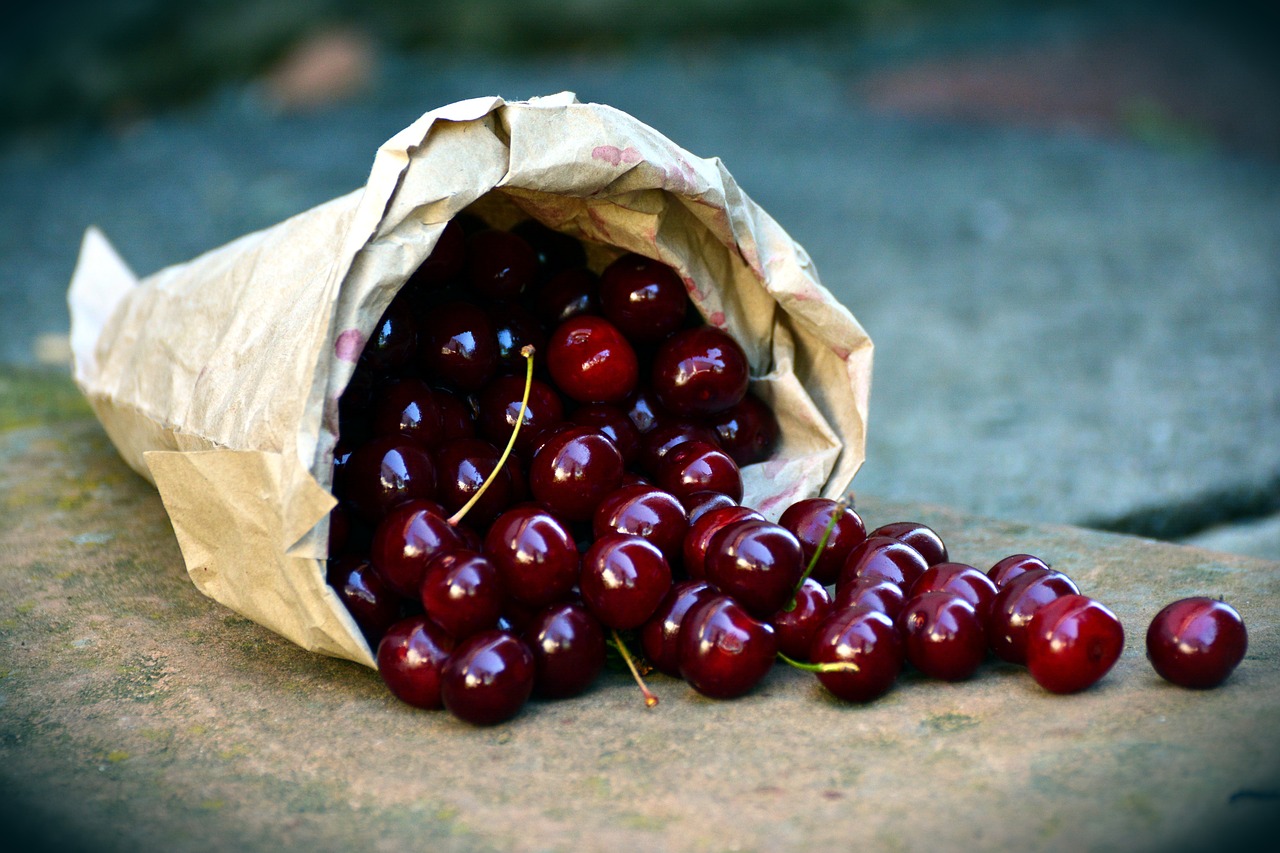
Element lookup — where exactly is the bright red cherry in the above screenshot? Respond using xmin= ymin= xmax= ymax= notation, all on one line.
xmin=528 ymin=425 xmax=625 ymax=522
xmin=870 ymin=521 xmax=948 ymax=566
xmin=579 ymin=533 xmax=673 ymax=630
xmin=987 ymin=553 xmax=1051 ymax=588
xmin=808 ymin=606 xmax=903 ymax=703
xmin=598 ymin=253 xmax=690 ymax=343
xmin=838 ymin=535 xmax=929 ymax=593
xmin=986 ymin=568 xmax=1081 ymax=664
xmin=440 ymin=630 xmax=535 ymax=726
xmin=682 ymin=505 xmax=764 ymax=580
xmin=569 ymin=403 xmax=642 ymax=466
xmin=651 ymin=326 xmax=750 ymax=417
xmin=707 ymin=392 xmax=780 ymax=466
xmin=376 ymin=616 xmax=455 ymax=710
xmin=910 ymin=562 xmax=999 ymax=621
xmin=639 ymin=580 xmax=715 ymax=676
xmin=370 ymin=500 xmax=460 ymax=599
xmin=546 ymin=315 xmax=639 ymax=404
xmin=779 ymin=498 xmax=868 ymax=586
xmin=677 ymin=594 xmax=777 ymax=699
xmin=833 ymin=576 xmax=906 ymax=621
xmin=1026 ymin=595 xmax=1125 ymax=693
xmin=898 ymin=592 xmax=986 ymax=681
xmin=483 ymin=505 xmax=579 ymax=608
xmin=638 ymin=422 xmax=720 ymax=475
xmin=771 ymin=578 xmax=833 ymax=660
xmin=655 ymin=440 xmax=743 ymax=503
xmin=593 ymin=484 xmax=689 ymax=568
xmin=524 ymin=602 xmax=607 ymax=699
xmin=419 ymin=549 xmax=504 ymax=640
xmin=1146 ymin=597 xmax=1247 ymax=689
xmin=681 ymin=490 xmax=738 ymax=525
xmin=704 ymin=519 xmax=804 ymax=619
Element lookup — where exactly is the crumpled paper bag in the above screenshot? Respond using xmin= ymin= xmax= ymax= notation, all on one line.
xmin=67 ymin=92 xmax=873 ymax=669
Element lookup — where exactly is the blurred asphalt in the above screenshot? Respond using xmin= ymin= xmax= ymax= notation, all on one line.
xmin=2 ymin=6 xmax=1278 ymax=557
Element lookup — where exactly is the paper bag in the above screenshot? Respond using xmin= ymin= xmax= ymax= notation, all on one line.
xmin=67 ymin=92 xmax=873 ymax=669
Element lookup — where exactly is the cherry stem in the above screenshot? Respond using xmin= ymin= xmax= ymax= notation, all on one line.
xmin=447 ymin=346 xmax=535 ymax=527
xmin=610 ymin=629 xmax=659 ymax=708
xmin=783 ymin=493 xmax=851 ymax=611
xmin=777 ymin=651 xmax=860 ymax=674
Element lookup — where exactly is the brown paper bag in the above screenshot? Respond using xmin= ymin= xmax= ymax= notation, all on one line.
xmin=67 ymin=92 xmax=872 ymax=669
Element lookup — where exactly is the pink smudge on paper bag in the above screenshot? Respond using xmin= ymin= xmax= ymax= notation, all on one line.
xmin=334 ymin=329 xmax=365 ymax=363
xmin=592 ymin=145 xmax=643 ymax=166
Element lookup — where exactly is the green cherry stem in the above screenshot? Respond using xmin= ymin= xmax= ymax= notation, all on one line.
xmin=778 ymin=651 xmax=861 ymax=674
xmin=611 ymin=629 xmax=659 ymax=708
xmin=783 ymin=494 xmax=851 ymax=612
xmin=447 ymin=345 xmax=535 ymax=527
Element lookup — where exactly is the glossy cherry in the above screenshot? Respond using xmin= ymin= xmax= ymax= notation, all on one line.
xmin=1146 ymin=597 xmax=1247 ymax=689
xmin=681 ymin=490 xmax=738 ymax=525
xmin=778 ymin=498 xmax=867 ymax=586
xmin=326 ymin=556 xmax=401 ymax=644
xmin=598 ymin=253 xmax=690 ymax=343
xmin=682 ymin=505 xmax=764 ymax=580
xmin=593 ymin=483 xmax=689 ymax=567
xmin=370 ymin=500 xmax=460 ymax=598
xmin=1026 ymin=595 xmax=1125 ymax=693
xmin=808 ymin=606 xmax=903 ymax=703
xmin=707 ymin=392 xmax=780 ymax=466
xmin=528 ymin=425 xmax=625 ymax=522
xmin=677 ymin=594 xmax=778 ymax=699
xmin=623 ymin=386 xmax=670 ymax=434
xmin=569 ymin=403 xmax=642 ymax=466
xmin=833 ymin=576 xmax=907 ymax=622
xmin=579 ymin=533 xmax=673 ymax=630
xmin=440 ymin=630 xmax=536 ymax=726
xmin=910 ymin=562 xmax=999 ymax=621
xmin=343 ymin=436 xmax=437 ymax=524
xmin=771 ymin=578 xmax=833 ymax=660
xmin=376 ymin=616 xmax=455 ymax=710
xmin=546 ymin=315 xmax=639 ymax=404
xmin=483 ymin=505 xmax=580 ymax=608
xmin=475 ymin=375 xmax=564 ymax=458
xmin=419 ymin=549 xmax=504 ymax=640
xmin=638 ymin=422 xmax=720 ymax=475
xmin=523 ymin=602 xmax=607 ymax=699
xmin=651 ymin=326 xmax=750 ymax=417
xmin=837 ymin=535 xmax=929 ymax=593
xmin=432 ymin=438 xmax=512 ymax=527
xmin=987 ymin=553 xmax=1051 ymax=588
xmin=870 ymin=521 xmax=948 ymax=566
xmin=704 ymin=518 xmax=804 ymax=619
xmin=419 ymin=300 xmax=499 ymax=392
xmin=532 ymin=268 xmax=600 ymax=326
xmin=655 ymin=440 xmax=743 ymax=503
xmin=488 ymin=301 xmax=547 ymax=374
xmin=359 ymin=297 xmax=419 ymax=374
xmin=986 ymin=568 xmax=1081 ymax=664
xmin=639 ymin=580 xmax=715 ymax=676
xmin=898 ymin=592 xmax=986 ymax=681
xmin=371 ymin=378 xmax=447 ymax=447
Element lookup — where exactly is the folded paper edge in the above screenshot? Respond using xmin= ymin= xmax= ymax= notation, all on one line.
xmin=69 ymin=226 xmax=139 ymax=389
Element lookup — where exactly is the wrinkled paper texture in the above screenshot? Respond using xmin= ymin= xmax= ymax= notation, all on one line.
xmin=68 ymin=92 xmax=873 ymax=668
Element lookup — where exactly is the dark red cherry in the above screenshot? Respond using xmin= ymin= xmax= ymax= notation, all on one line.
xmin=434 ymin=389 xmax=477 ymax=441
xmin=569 ymin=403 xmax=642 ymax=466
xmin=986 ymin=568 xmax=1081 ymax=664
xmin=466 ymin=229 xmax=538 ymax=300
xmin=987 ymin=553 xmax=1051 ymax=588
xmin=682 ymin=505 xmax=763 ymax=580
xmin=483 ymin=505 xmax=579 ymax=608
xmin=371 ymin=500 xmax=460 ymax=598
xmin=371 ymin=378 xmax=447 ymax=446
xmin=593 ymin=484 xmax=689 ymax=567
xmin=579 ymin=533 xmax=673 ymax=630
xmin=704 ymin=519 xmax=804 ymax=620
xmin=528 ymin=425 xmax=625 ymax=522
xmin=546 ymin=315 xmax=640 ymax=405
xmin=870 ymin=521 xmax=948 ymax=566
xmin=771 ymin=578 xmax=833 ymax=661
xmin=898 ymin=592 xmax=986 ymax=681
xmin=707 ymin=392 xmax=780 ymax=466
xmin=651 ymin=326 xmax=750 ymax=417
xmin=910 ymin=562 xmax=999 ymax=621
xmin=376 ymin=616 xmax=455 ymax=709
xmin=488 ymin=301 xmax=547 ymax=374
xmin=475 ymin=375 xmax=564 ymax=458
xmin=681 ymin=490 xmax=738 ymax=525
xmin=342 ymin=436 xmax=436 ymax=524
xmin=511 ymin=219 xmax=587 ymax=280
xmin=656 ymin=440 xmax=743 ymax=503
xmin=523 ymin=602 xmax=606 ymax=699
xmin=598 ymin=253 xmax=690 ymax=343
xmin=623 ymin=386 xmax=670 ymax=434
xmin=833 ymin=576 xmax=907 ymax=621
xmin=677 ymin=594 xmax=777 ymax=699
xmin=1027 ymin=595 xmax=1125 ymax=693
xmin=1146 ymin=597 xmax=1247 ymax=689
xmin=639 ymin=580 xmax=715 ymax=676
xmin=778 ymin=498 xmax=868 ymax=586
xmin=837 ymin=536 xmax=928 ymax=593
xmin=432 ymin=438 xmax=512 ymax=527
xmin=808 ymin=606 xmax=903 ymax=703
xmin=532 ymin=268 xmax=600 ymax=326
xmin=420 ymin=549 xmax=504 ymax=640
xmin=327 ymin=556 xmax=401 ymax=644
xmin=441 ymin=630 xmax=535 ymax=725
xmin=359 ymin=297 xmax=419 ymax=374
xmin=420 ymin=301 xmax=499 ymax=392
xmin=328 ymin=503 xmax=352 ymax=556
xmin=639 ymin=422 xmax=720 ymax=475
xmin=406 ymin=218 xmax=466 ymax=290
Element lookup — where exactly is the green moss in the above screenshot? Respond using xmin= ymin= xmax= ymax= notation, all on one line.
xmin=0 ymin=370 xmax=91 ymax=432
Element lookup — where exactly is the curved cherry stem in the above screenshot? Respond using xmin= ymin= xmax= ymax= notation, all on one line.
xmin=777 ymin=651 xmax=860 ymax=674
xmin=447 ymin=345 xmax=535 ymax=527
xmin=610 ymin=629 xmax=659 ymax=708
xmin=783 ymin=494 xmax=851 ymax=612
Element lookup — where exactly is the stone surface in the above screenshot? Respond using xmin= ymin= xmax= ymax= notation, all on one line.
xmin=1182 ymin=513 xmax=1280 ymax=562
xmin=3 ymin=35 xmax=1277 ymax=556
xmin=1 ymin=398 xmax=1277 ymax=852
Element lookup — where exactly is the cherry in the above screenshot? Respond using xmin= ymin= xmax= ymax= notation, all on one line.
xmin=593 ymin=483 xmax=689 ymax=567
xmin=434 ymin=390 xmax=477 ymax=441
xmin=681 ymin=490 xmax=738 ymax=525
xmin=440 ymin=630 xmax=535 ymax=726
xmin=779 ymin=498 xmax=867 ymax=586
xmin=433 ymin=438 xmax=512 ymax=527
xmin=420 ymin=300 xmax=499 ymax=392
xmin=678 ymin=594 xmax=778 ymax=699
xmin=419 ymin=549 xmax=504 ymax=640
xmin=623 ymin=386 xmax=670 ymax=434
xmin=986 ymin=568 xmax=1081 ymax=664
xmin=655 ymin=440 xmax=743 ymax=503
xmin=579 ymin=533 xmax=673 ymax=630
xmin=870 ymin=521 xmax=948 ymax=566
xmin=682 ymin=505 xmax=764 ymax=580
xmin=704 ymin=518 xmax=804 ymax=620
xmin=531 ymin=268 xmax=600 ymax=326
xmin=475 ymin=375 xmax=564 ymax=458
xmin=569 ymin=403 xmax=642 ymax=466
xmin=638 ymin=422 xmax=720 ymax=475
xmin=371 ymin=378 xmax=446 ymax=447
xmin=833 ymin=576 xmax=907 ymax=622
xmin=342 ymin=436 xmax=437 ymax=524
xmin=406 ymin=218 xmax=466 ymax=289
xmin=466 ymin=229 xmax=538 ymax=300
xmin=528 ymin=425 xmax=625 ymax=522
xmin=987 ymin=553 xmax=1051 ymax=588
xmin=651 ymin=326 xmax=750 ymax=417
xmin=370 ymin=500 xmax=460 ymax=598
xmin=1026 ymin=595 xmax=1125 ymax=693
xmin=639 ymin=580 xmax=715 ymax=676
xmin=359 ymin=297 xmax=419 ymax=374
xmin=511 ymin=219 xmax=587 ymax=280
xmin=837 ymin=535 xmax=929 ymax=593
xmin=898 ymin=592 xmax=986 ymax=681
xmin=483 ymin=505 xmax=579 ymax=608
xmin=1146 ymin=597 xmax=1247 ymax=689
xmin=598 ymin=253 xmax=690 ymax=343
xmin=376 ymin=616 xmax=455 ymax=710
xmin=910 ymin=562 xmax=999 ymax=621
xmin=707 ymin=392 xmax=780 ymax=466
xmin=488 ymin=301 xmax=547 ymax=374
xmin=523 ymin=602 xmax=606 ymax=699
xmin=772 ymin=578 xmax=833 ymax=661
xmin=546 ymin=315 xmax=639 ymax=404
xmin=326 ymin=556 xmax=401 ymax=644
xmin=808 ymin=606 xmax=903 ymax=703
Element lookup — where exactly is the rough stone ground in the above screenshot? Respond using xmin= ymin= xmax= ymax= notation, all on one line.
xmin=0 ymin=403 xmax=1277 ymax=853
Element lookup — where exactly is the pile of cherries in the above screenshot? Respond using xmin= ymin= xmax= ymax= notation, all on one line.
xmin=325 ymin=213 xmax=1248 ymax=726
